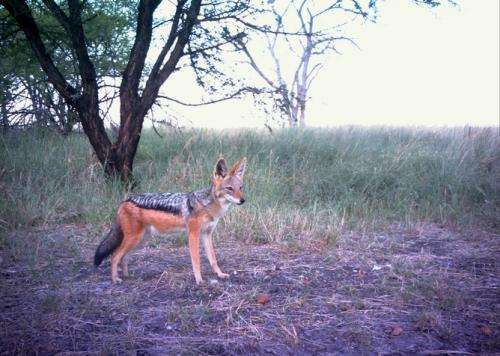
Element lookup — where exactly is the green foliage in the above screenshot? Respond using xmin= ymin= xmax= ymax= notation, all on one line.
xmin=0 ymin=1 xmax=135 ymax=129
xmin=0 ymin=127 xmax=497 ymax=241
xmin=0 ymin=1 xmax=134 ymax=82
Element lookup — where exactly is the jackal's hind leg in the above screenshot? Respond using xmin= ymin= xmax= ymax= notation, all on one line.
xmin=121 ymin=255 xmax=129 ymax=278
xmin=111 ymin=229 xmax=144 ymax=283
xmin=110 ymin=253 xmax=123 ymax=284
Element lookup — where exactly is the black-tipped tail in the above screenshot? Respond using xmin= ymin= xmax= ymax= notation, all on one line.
xmin=94 ymin=223 xmax=123 ymax=267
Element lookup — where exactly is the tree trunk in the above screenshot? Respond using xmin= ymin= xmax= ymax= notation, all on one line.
xmin=1 ymin=95 xmax=8 ymax=133
xmin=297 ymin=32 xmax=312 ymax=128
xmin=289 ymin=94 xmax=299 ymax=127
xmin=2 ymin=0 xmax=201 ymax=184
xmin=296 ymin=83 xmax=307 ymax=128
xmin=62 ymin=107 xmax=78 ymax=135
xmin=75 ymin=103 xmax=115 ymax=174
xmin=26 ymin=84 xmax=41 ymax=126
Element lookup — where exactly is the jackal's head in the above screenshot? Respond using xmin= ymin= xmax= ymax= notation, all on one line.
xmin=212 ymin=157 xmax=247 ymax=205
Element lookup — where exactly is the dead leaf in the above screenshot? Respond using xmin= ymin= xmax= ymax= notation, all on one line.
xmin=480 ymin=325 xmax=493 ymax=336
xmin=391 ymin=325 xmax=403 ymax=336
xmin=256 ymin=294 xmax=270 ymax=305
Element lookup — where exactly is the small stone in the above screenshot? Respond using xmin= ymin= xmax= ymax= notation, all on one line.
xmin=256 ymin=294 xmax=270 ymax=305
xmin=390 ymin=325 xmax=403 ymax=336
xmin=480 ymin=325 xmax=493 ymax=336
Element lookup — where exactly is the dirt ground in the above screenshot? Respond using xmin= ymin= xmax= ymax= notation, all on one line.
xmin=1 ymin=223 xmax=498 ymax=355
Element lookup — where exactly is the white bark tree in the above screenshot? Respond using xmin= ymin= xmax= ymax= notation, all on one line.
xmin=235 ymin=0 xmax=454 ymax=127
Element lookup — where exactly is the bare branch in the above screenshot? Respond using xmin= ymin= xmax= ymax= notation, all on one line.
xmin=158 ymin=87 xmax=258 ymax=107
xmin=234 ymin=38 xmax=275 ymax=88
xmin=141 ymin=0 xmax=202 ymax=109
xmin=306 ymin=63 xmax=323 ymax=90
xmin=147 ymin=0 xmax=186 ymax=84
xmin=120 ymin=0 xmax=162 ymax=113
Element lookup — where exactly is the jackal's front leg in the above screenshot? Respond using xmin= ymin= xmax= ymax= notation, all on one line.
xmin=187 ymin=220 xmax=203 ymax=285
xmin=202 ymin=232 xmax=229 ymax=279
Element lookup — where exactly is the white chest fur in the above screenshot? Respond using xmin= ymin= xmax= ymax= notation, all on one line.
xmin=202 ymin=218 xmax=220 ymax=235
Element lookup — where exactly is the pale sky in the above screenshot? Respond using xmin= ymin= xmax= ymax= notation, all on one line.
xmin=113 ymin=0 xmax=500 ymax=128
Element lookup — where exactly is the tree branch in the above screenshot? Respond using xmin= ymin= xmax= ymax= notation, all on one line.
xmin=1 ymin=0 xmax=78 ymax=104
xmin=147 ymin=0 xmax=186 ymax=85
xmin=234 ymin=38 xmax=275 ymax=88
xmin=120 ymin=0 xmax=162 ymax=118
xmin=158 ymin=86 xmax=258 ymax=106
xmin=141 ymin=0 xmax=202 ymax=109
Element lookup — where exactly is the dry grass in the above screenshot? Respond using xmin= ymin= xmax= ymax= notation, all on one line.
xmin=1 ymin=222 xmax=498 ymax=354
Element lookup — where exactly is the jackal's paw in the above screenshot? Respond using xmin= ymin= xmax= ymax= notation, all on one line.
xmin=112 ymin=277 xmax=123 ymax=284
xmin=195 ymin=278 xmax=205 ymax=286
xmin=217 ymin=272 xmax=230 ymax=279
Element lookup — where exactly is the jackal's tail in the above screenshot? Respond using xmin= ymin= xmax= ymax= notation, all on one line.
xmin=94 ymin=223 xmax=123 ymax=267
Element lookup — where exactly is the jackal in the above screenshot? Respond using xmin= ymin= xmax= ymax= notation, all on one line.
xmin=94 ymin=157 xmax=246 ymax=285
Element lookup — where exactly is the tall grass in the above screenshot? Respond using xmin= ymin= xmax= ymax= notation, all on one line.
xmin=0 ymin=126 xmax=498 ymax=243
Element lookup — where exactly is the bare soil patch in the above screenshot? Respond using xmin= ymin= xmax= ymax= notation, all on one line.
xmin=1 ymin=224 xmax=498 ymax=354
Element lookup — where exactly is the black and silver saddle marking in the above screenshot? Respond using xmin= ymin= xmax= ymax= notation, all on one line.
xmin=126 ymin=188 xmax=213 ymax=217
xmin=126 ymin=192 xmax=185 ymax=215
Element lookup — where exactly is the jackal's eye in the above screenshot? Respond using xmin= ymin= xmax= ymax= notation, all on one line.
xmin=225 ymin=186 xmax=234 ymax=192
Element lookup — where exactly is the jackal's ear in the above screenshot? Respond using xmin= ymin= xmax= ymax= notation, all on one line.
xmin=213 ymin=158 xmax=228 ymax=179
xmin=230 ymin=157 xmax=247 ymax=179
